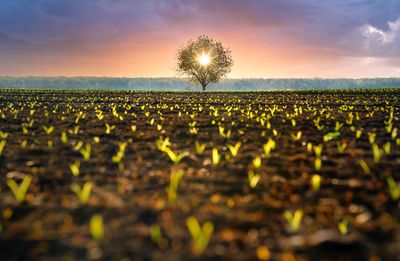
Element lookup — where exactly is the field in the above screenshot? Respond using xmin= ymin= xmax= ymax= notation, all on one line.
xmin=0 ymin=89 xmax=399 ymax=261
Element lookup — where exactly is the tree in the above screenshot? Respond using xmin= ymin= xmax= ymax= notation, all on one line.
xmin=176 ymin=35 xmax=233 ymax=91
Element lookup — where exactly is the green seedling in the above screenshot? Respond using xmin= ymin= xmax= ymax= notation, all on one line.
xmin=131 ymin=125 xmax=137 ymax=132
xmin=391 ymin=128 xmax=398 ymax=140
xmin=150 ymin=224 xmax=162 ymax=246
xmin=7 ymin=175 xmax=32 ymax=202
xmin=79 ymin=144 xmax=91 ymax=160
xmin=212 ymin=148 xmax=220 ymax=166
xmin=71 ymin=182 xmax=93 ymax=204
xmin=218 ymin=126 xmax=231 ymax=139
xmin=252 ymin=156 xmax=262 ymax=169
xmin=323 ymin=131 xmax=340 ymax=142
xmin=311 ymin=174 xmax=321 ymax=191
xmin=186 ymin=216 xmax=214 ymax=255
xmin=386 ymin=176 xmax=399 ymax=200
xmin=105 ymin=123 xmax=115 ymax=134
xmin=227 ymin=142 xmax=241 ymax=157
xmin=0 ymin=131 xmax=9 ymax=139
xmin=338 ymin=219 xmax=348 ymax=235
xmin=368 ymin=132 xmax=376 ymax=144
xmin=336 ymin=141 xmax=347 ymax=154
xmin=284 ymin=209 xmax=303 ymax=232
xmin=290 ymin=131 xmax=302 ymax=141
xmin=383 ymin=142 xmax=391 ymax=155
xmin=69 ymin=161 xmax=80 ymax=177
xmin=334 ymin=122 xmax=344 ymax=131
xmin=43 ymin=126 xmax=54 ymax=135
xmin=315 ymin=158 xmax=322 ymax=171
xmin=358 ymin=159 xmax=371 ymax=175
xmin=61 ymin=132 xmax=68 ymax=143
xmin=195 ymin=141 xmax=206 ymax=154
xmin=166 ymin=169 xmax=184 ymax=203
xmin=112 ymin=142 xmax=128 ymax=163
xmin=355 ymin=129 xmax=362 ymax=139
xmin=90 ymin=215 xmax=104 ymax=241
xmin=306 ymin=142 xmax=313 ymax=153
xmin=73 ymin=141 xmax=83 ymax=151
xmin=313 ymin=144 xmax=323 ymax=158
xmin=156 ymin=137 xmax=171 ymax=151
xmin=164 ymin=148 xmax=188 ymax=164
xmin=0 ymin=140 xmax=6 ymax=155
xmin=248 ymin=170 xmax=260 ymax=188
xmin=371 ymin=144 xmax=381 ymax=163
xmin=263 ymin=138 xmax=276 ymax=158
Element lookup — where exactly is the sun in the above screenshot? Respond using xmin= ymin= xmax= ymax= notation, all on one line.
xmin=198 ymin=52 xmax=211 ymax=66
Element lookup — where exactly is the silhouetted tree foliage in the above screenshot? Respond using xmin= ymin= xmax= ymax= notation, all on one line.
xmin=176 ymin=35 xmax=233 ymax=91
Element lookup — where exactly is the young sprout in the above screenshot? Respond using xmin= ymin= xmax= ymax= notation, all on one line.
xmin=355 ymin=129 xmax=362 ymax=139
xmin=338 ymin=219 xmax=348 ymax=235
xmin=131 ymin=125 xmax=137 ymax=133
xmin=6 ymin=175 xmax=32 ymax=202
xmin=61 ymin=132 xmax=68 ymax=143
xmin=218 ymin=126 xmax=231 ymax=139
xmin=227 ymin=142 xmax=241 ymax=157
xmin=391 ymin=128 xmax=398 ymax=140
xmin=306 ymin=142 xmax=313 ymax=154
xmin=42 ymin=126 xmax=54 ymax=135
xmin=105 ymin=123 xmax=115 ymax=134
xmin=386 ymin=176 xmax=399 ymax=200
xmin=166 ymin=169 xmax=184 ymax=203
xmin=248 ymin=170 xmax=261 ymax=188
xmin=90 ymin=215 xmax=104 ymax=241
xmin=368 ymin=132 xmax=376 ymax=144
xmin=0 ymin=140 xmax=6 ymax=155
xmin=164 ymin=148 xmax=188 ymax=164
xmin=323 ymin=131 xmax=340 ymax=142
xmin=291 ymin=119 xmax=296 ymax=127
xmin=252 ymin=156 xmax=262 ymax=169
xmin=186 ymin=216 xmax=214 ymax=255
xmin=263 ymin=138 xmax=276 ymax=158
xmin=0 ymin=131 xmax=9 ymax=139
xmin=150 ymin=224 xmax=163 ymax=246
xmin=311 ymin=174 xmax=321 ymax=191
xmin=290 ymin=131 xmax=302 ymax=141
xmin=212 ymin=148 xmax=221 ymax=166
xmin=112 ymin=142 xmax=128 ymax=163
xmin=156 ymin=137 xmax=171 ymax=152
xmin=283 ymin=209 xmax=303 ymax=232
xmin=371 ymin=144 xmax=381 ymax=164
xmin=313 ymin=144 xmax=323 ymax=158
xmin=383 ymin=142 xmax=391 ymax=155
xmin=21 ymin=139 xmax=28 ymax=149
xmin=314 ymin=158 xmax=322 ymax=171
xmin=69 ymin=161 xmax=81 ymax=177
xmin=195 ymin=141 xmax=206 ymax=155
xmin=336 ymin=141 xmax=347 ymax=154
xmin=71 ymin=182 xmax=93 ymax=205
xmin=157 ymin=124 xmax=163 ymax=131
xmin=335 ymin=122 xmax=344 ymax=131
xmin=93 ymin=136 xmax=100 ymax=143
xmin=358 ymin=159 xmax=371 ymax=175
xmin=79 ymin=144 xmax=92 ymax=160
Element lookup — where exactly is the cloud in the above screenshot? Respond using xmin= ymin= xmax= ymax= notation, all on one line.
xmin=358 ymin=17 xmax=400 ymax=57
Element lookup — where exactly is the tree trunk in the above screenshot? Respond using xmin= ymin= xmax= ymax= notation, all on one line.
xmin=202 ymin=84 xmax=206 ymax=91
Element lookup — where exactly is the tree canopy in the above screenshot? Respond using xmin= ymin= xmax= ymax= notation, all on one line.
xmin=176 ymin=35 xmax=233 ymax=91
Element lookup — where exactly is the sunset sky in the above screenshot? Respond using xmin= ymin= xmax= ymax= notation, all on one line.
xmin=0 ymin=0 xmax=399 ymax=78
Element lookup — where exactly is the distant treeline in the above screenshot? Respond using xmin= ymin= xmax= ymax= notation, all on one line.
xmin=0 ymin=77 xmax=399 ymax=90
